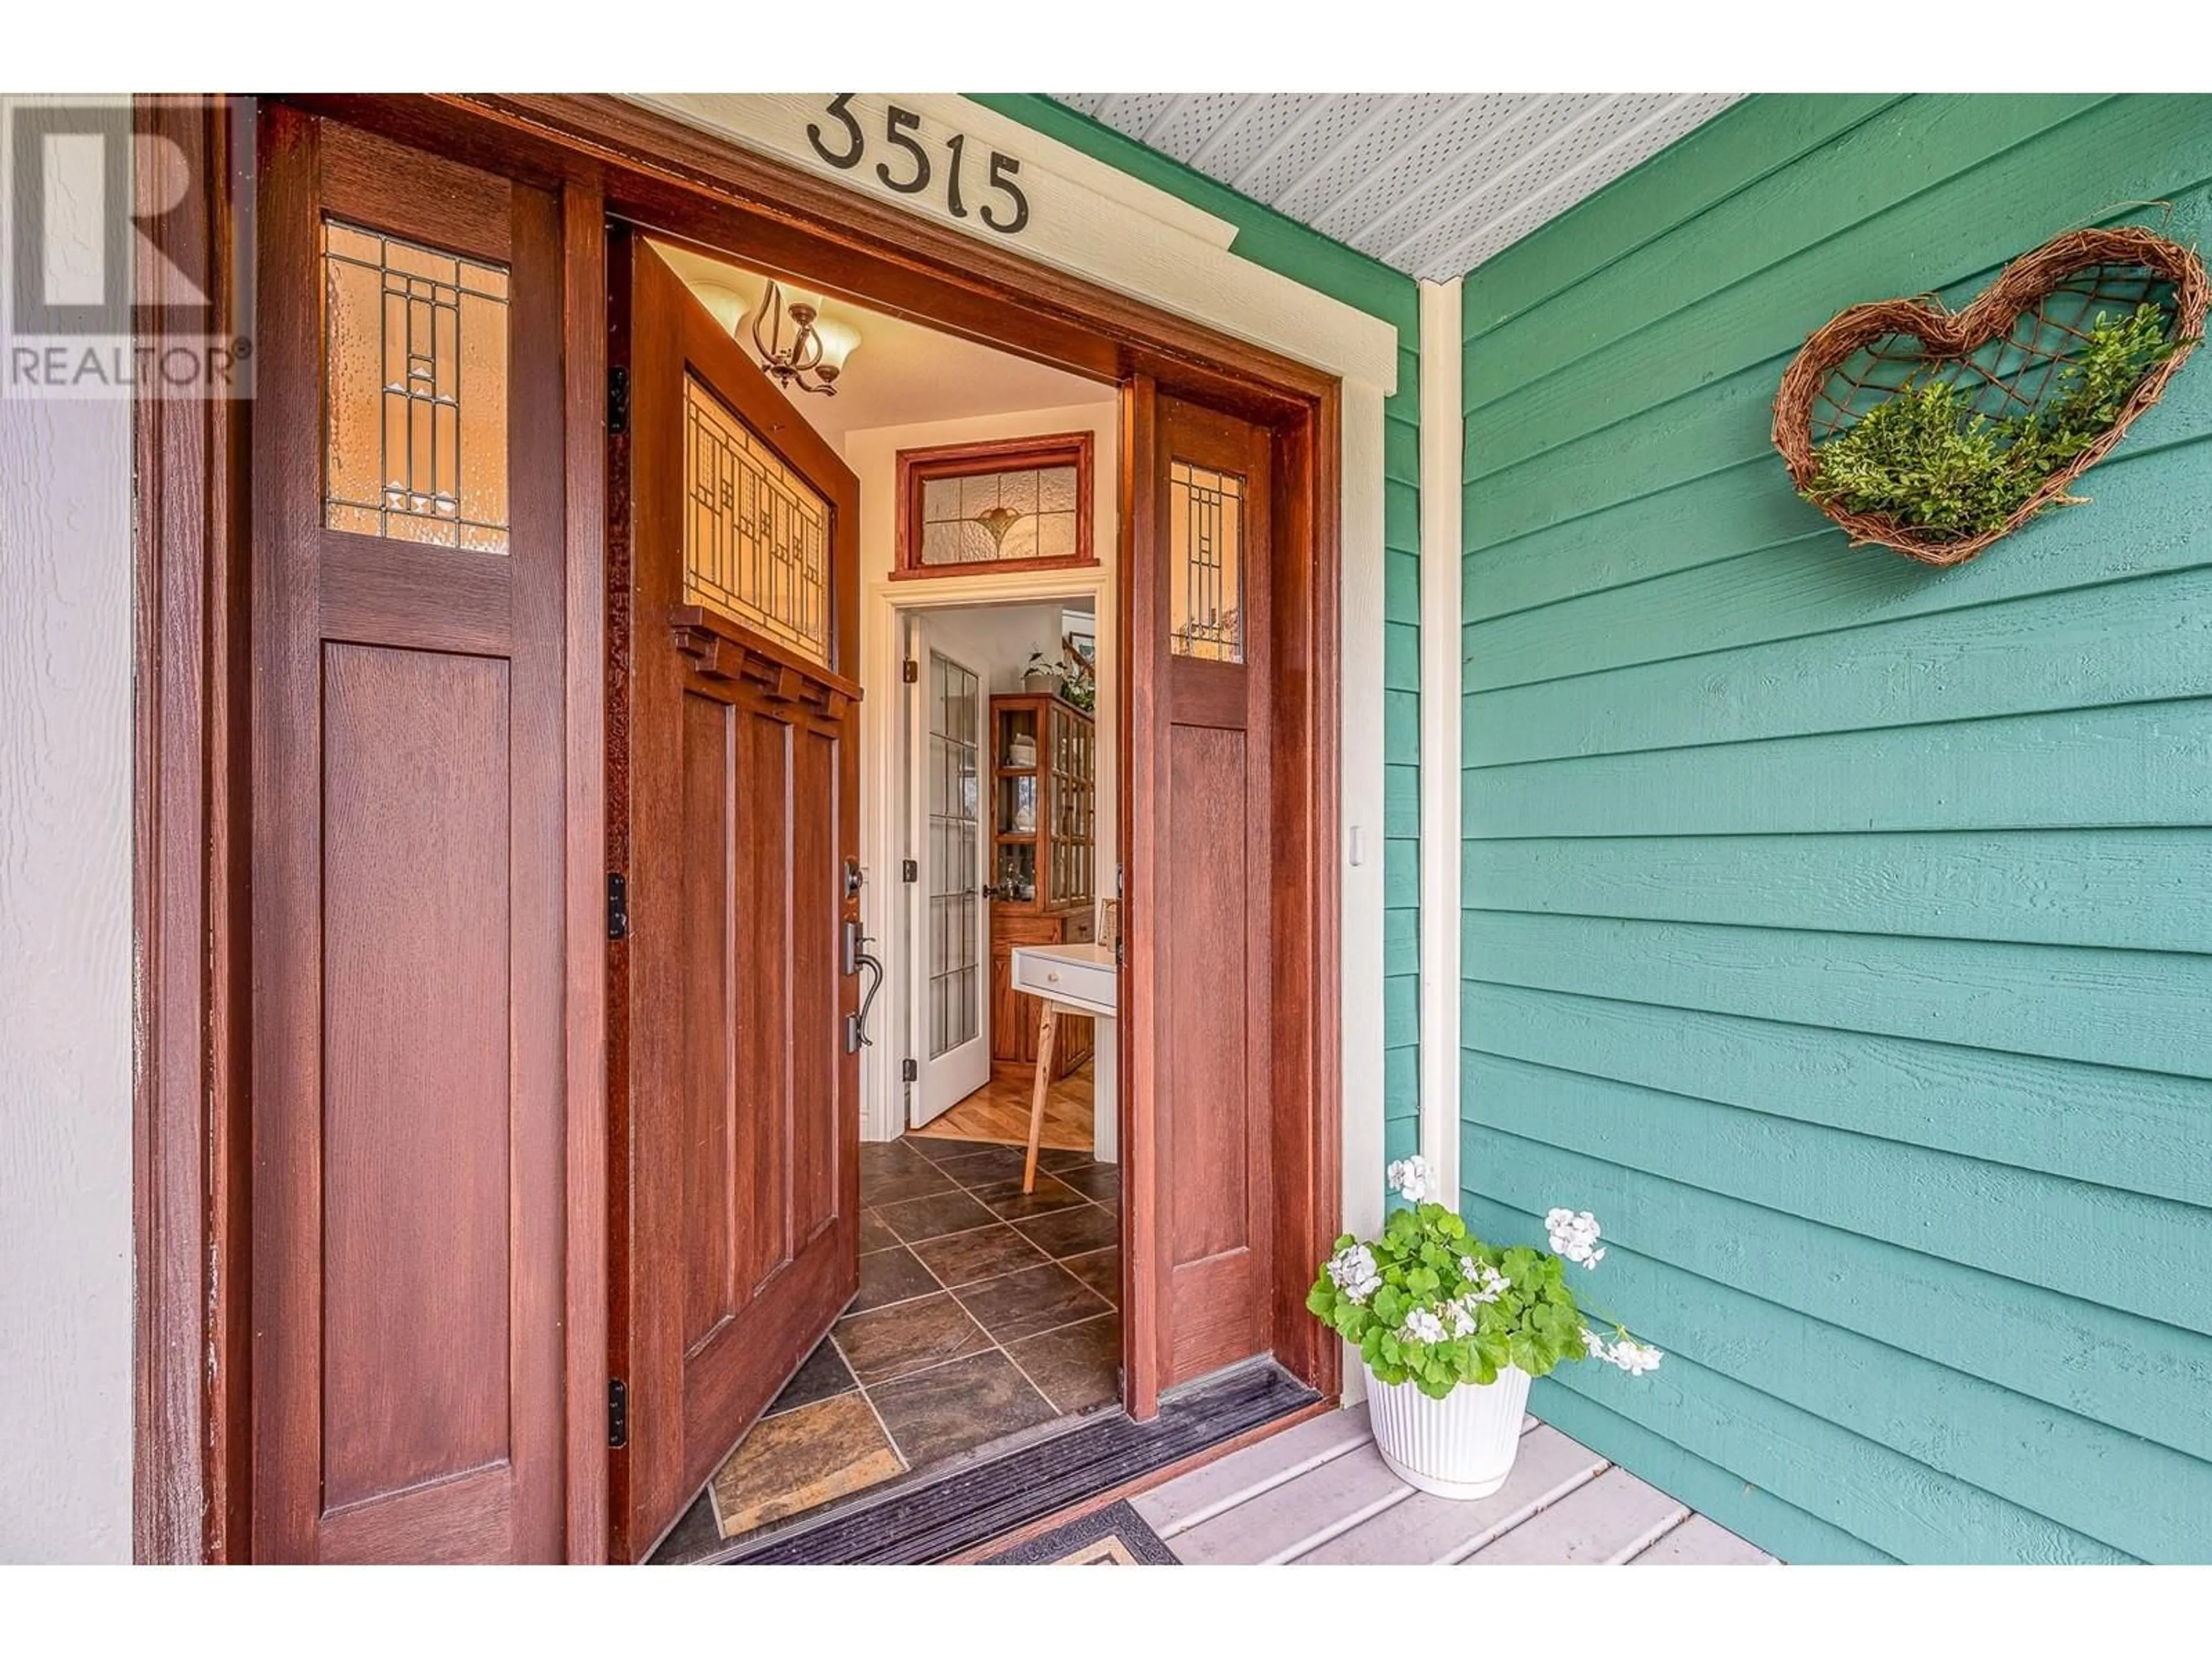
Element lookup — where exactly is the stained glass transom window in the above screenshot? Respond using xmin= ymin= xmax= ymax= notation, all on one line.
xmin=322 ymin=220 xmax=511 ymax=552
xmin=918 ymin=464 xmax=1081 ymax=567
xmin=683 ymin=374 xmax=831 ymax=666
xmin=1169 ymin=458 xmax=1244 ymax=662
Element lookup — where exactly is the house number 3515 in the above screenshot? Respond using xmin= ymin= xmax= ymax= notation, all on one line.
xmin=806 ymin=95 xmax=1032 ymax=236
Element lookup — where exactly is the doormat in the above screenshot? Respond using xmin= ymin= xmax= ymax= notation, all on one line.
xmin=707 ymin=1392 xmax=906 ymax=1539
xmin=720 ymin=1360 xmax=1317 ymax=1566
xmin=975 ymin=1501 xmax=1177 ymax=1566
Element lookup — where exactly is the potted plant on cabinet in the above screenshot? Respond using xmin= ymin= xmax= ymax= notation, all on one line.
xmin=1308 ymin=1156 xmax=1663 ymax=1499
xmin=1019 ymin=650 xmax=1063 ymax=695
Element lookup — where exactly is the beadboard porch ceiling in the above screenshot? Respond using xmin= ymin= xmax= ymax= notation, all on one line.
xmin=1048 ymin=94 xmax=1741 ymax=280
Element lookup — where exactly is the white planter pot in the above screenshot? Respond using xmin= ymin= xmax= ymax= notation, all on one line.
xmin=1366 ymin=1364 xmax=1532 ymax=1499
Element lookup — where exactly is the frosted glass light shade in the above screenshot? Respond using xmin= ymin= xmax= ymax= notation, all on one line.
xmin=691 ymin=282 xmax=747 ymax=335
xmin=810 ymin=317 xmax=861 ymax=374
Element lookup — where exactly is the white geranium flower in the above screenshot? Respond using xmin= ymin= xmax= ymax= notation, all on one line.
xmin=1387 ymin=1154 xmax=1435 ymax=1203
xmin=1581 ymin=1326 xmax=1609 ymax=1359
xmin=1610 ymin=1344 xmax=1663 ymax=1380
xmin=1400 ymin=1308 xmax=1446 ymax=1344
xmin=1546 ymin=1207 xmax=1605 ymax=1268
xmin=1445 ymin=1298 xmax=1479 ymax=1338
xmin=1611 ymin=1341 xmax=1664 ymax=1377
xmin=1463 ymin=1261 xmax=1509 ymax=1304
xmin=1326 ymin=1243 xmax=1382 ymax=1303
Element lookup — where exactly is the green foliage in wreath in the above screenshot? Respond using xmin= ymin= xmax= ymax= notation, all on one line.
xmin=1803 ymin=303 xmax=2179 ymax=541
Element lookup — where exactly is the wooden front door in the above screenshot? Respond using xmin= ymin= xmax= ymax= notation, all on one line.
xmin=1124 ymin=382 xmax=1279 ymax=1401
xmin=608 ymin=236 xmax=863 ymax=1559
xmin=248 ymin=108 xmax=571 ymax=1562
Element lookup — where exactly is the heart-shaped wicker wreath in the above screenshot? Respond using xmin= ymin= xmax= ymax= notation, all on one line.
xmin=1773 ymin=226 xmax=2207 ymax=566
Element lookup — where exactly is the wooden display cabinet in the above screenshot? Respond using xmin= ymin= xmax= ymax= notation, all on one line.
xmin=988 ymin=692 xmax=1096 ymax=1077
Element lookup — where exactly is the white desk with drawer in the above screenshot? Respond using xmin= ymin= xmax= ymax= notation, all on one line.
xmin=1008 ymin=941 xmax=1117 ymax=1190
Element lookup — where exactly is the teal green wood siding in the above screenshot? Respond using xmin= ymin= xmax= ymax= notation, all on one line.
xmin=976 ymin=97 xmax=1427 ymax=1171
xmin=1460 ymin=93 xmax=2212 ymax=1563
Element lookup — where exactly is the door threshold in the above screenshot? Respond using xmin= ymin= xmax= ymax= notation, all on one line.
xmin=694 ymin=1360 xmax=1320 ymax=1566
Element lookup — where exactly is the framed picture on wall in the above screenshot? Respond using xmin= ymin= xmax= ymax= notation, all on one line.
xmin=1061 ymin=607 xmax=1096 ymax=661
xmin=893 ymin=431 xmax=1096 ymax=578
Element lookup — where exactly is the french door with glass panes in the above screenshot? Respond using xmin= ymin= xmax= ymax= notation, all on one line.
xmin=909 ymin=629 xmax=992 ymax=1124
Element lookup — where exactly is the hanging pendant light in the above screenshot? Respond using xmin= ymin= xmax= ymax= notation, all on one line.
xmin=746 ymin=278 xmax=861 ymax=396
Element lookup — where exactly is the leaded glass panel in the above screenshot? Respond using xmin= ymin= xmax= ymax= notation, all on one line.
xmin=1169 ymin=458 xmax=1245 ymax=662
xmin=683 ymin=374 xmax=831 ymax=665
xmin=323 ymin=220 xmax=511 ymax=552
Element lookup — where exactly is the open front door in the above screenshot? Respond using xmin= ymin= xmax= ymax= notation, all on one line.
xmin=1124 ymin=380 xmax=1279 ymax=1408
xmin=608 ymin=236 xmax=863 ymax=1559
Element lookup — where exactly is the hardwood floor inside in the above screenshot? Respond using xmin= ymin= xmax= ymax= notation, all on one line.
xmin=911 ymin=1061 xmax=1094 ymax=1152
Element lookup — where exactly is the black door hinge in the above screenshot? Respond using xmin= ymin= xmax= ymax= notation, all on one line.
xmin=902 ymin=658 xmax=919 ymax=684
xmin=902 ymin=1058 xmax=918 ymax=1082
xmin=608 ymin=1378 xmax=628 ymax=1448
xmin=607 ymin=366 xmax=630 ymax=435
xmin=607 ymin=872 xmax=629 ymax=940
xmin=901 ymin=858 xmax=918 ymax=883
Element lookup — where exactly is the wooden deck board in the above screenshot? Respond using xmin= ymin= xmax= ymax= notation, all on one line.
xmin=1172 ymin=1442 xmax=1412 ymax=1565
xmin=1627 ymin=1512 xmax=1775 ymax=1566
xmin=1129 ymin=1404 xmax=1374 ymax=1535
xmin=1137 ymin=1402 xmax=1775 ymax=1565
xmin=1292 ymin=1423 xmax=1608 ymax=1565
xmin=1463 ymin=1464 xmax=1690 ymax=1566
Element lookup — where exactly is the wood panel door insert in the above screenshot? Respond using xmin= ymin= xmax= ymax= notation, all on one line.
xmin=607 ymin=236 xmax=863 ymax=1560
xmin=1123 ymin=381 xmax=1278 ymax=1406
xmin=248 ymin=107 xmax=569 ymax=1562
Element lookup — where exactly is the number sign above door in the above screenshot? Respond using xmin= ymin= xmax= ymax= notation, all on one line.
xmin=807 ymin=94 xmax=1031 ymax=236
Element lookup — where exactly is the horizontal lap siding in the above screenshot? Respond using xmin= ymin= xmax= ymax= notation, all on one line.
xmin=1460 ymin=93 xmax=2212 ymax=1562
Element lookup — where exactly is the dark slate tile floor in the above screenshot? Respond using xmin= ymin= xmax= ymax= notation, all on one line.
xmin=653 ymin=1134 xmax=1122 ymax=1562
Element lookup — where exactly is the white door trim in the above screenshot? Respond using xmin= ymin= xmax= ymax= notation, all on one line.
xmin=861 ymin=562 xmax=1116 ymax=1146
xmin=1418 ymin=277 xmax=1464 ymax=1208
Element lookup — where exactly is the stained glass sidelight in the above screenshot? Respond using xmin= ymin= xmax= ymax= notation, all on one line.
xmin=927 ymin=652 xmax=982 ymax=1059
xmin=1169 ymin=458 xmax=1244 ymax=662
xmin=323 ymin=220 xmax=511 ymax=552
xmin=683 ymin=374 xmax=832 ymax=665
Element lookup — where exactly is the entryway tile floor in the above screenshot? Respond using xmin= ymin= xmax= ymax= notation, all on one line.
xmin=652 ymin=1134 xmax=1122 ymax=1562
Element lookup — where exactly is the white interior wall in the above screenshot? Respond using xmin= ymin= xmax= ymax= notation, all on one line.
xmin=919 ymin=600 xmax=1090 ymax=696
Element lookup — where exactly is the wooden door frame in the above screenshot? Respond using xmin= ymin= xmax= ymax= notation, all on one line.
xmin=133 ymin=91 xmax=1341 ymax=1561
